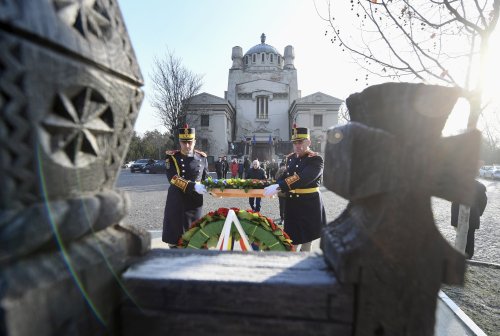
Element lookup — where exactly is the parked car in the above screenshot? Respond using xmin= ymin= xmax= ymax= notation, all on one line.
xmin=489 ymin=165 xmax=500 ymax=179
xmin=479 ymin=165 xmax=493 ymax=178
xmin=122 ymin=161 xmax=135 ymax=168
xmin=492 ymin=169 xmax=500 ymax=180
xmin=130 ymin=159 xmax=154 ymax=173
xmin=142 ymin=160 xmax=167 ymax=174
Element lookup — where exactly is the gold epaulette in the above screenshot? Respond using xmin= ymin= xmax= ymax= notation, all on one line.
xmin=195 ymin=149 xmax=207 ymax=157
xmin=170 ymin=175 xmax=189 ymax=192
xmin=285 ymin=173 xmax=300 ymax=188
xmin=285 ymin=152 xmax=295 ymax=158
xmin=165 ymin=150 xmax=179 ymax=156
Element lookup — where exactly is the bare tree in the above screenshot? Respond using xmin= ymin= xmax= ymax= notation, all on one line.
xmin=337 ymin=102 xmax=350 ymax=124
xmin=125 ymin=130 xmax=173 ymax=161
xmin=150 ymin=50 xmax=203 ymax=142
xmin=319 ymin=0 xmax=499 ymax=125
xmin=319 ymin=0 xmax=499 ymax=254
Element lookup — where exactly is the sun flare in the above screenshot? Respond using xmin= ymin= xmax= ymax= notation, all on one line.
xmin=443 ymin=28 xmax=500 ymax=136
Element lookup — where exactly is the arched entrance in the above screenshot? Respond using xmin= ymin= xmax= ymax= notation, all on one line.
xmin=250 ymin=143 xmax=272 ymax=162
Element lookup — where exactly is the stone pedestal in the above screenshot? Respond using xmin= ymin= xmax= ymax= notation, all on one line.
xmin=121 ymin=249 xmax=354 ymax=336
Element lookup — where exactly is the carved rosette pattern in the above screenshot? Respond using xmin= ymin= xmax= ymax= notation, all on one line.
xmin=52 ymin=0 xmax=139 ymax=75
xmin=0 ymin=0 xmax=143 ymax=208
xmin=103 ymin=88 xmax=142 ymax=182
xmin=0 ymin=34 xmax=37 ymax=209
xmin=53 ymin=0 xmax=113 ymax=41
xmin=1 ymin=1 xmax=146 ymax=334
xmin=41 ymin=87 xmax=114 ymax=167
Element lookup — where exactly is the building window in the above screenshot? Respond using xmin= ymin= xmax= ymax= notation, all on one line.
xmin=313 ymin=114 xmax=323 ymax=127
xmin=278 ymin=55 xmax=281 ymax=64
xmin=252 ymin=54 xmax=256 ymax=62
xmin=200 ymin=138 xmax=209 ymax=152
xmin=201 ymin=115 xmax=209 ymax=127
xmin=270 ymin=54 xmax=273 ymax=62
xmin=245 ymin=56 xmax=248 ymax=64
xmin=311 ymin=135 xmax=322 ymax=152
xmin=256 ymin=96 xmax=268 ymax=119
xmin=262 ymin=53 xmax=265 ymax=62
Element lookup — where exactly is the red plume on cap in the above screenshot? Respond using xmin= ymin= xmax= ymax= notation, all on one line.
xmin=293 ymin=123 xmax=296 ymax=128
xmin=184 ymin=124 xmax=189 ymax=128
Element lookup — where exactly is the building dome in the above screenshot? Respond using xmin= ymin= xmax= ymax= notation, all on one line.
xmin=244 ymin=33 xmax=282 ymax=57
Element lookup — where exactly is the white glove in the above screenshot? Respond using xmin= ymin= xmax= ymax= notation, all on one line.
xmin=264 ymin=184 xmax=280 ymax=197
xmin=194 ymin=183 xmax=207 ymax=195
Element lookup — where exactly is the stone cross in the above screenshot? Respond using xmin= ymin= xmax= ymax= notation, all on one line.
xmin=322 ymin=82 xmax=481 ymax=336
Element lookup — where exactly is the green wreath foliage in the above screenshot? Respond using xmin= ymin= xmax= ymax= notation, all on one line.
xmin=202 ymin=177 xmax=272 ymax=192
xmin=179 ymin=208 xmax=294 ymax=251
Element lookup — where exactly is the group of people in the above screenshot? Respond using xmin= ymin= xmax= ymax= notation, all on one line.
xmin=214 ymin=156 xmax=280 ymax=181
xmin=161 ymin=124 xmax=488 ymax=256
xmin=214 ymin=156 xmax=230 ymax=179
xmin=162 ymin=124 xmax=326 ymax=251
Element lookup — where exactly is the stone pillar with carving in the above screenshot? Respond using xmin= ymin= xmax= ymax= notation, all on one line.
xmin=322 ymin=83 xmax=480 ymax=336
xmin=0 ymin=1 xmax=148 ymax=335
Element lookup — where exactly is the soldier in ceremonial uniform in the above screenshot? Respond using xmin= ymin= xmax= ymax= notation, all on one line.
xmin=264 ymin=125 xmax=326 ymax=251
xmin=162 ymin=125 xmax=209 ymax=248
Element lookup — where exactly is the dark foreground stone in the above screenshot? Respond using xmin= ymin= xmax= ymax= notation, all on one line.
xmin=121 ymin=249 xmax=354 ymax=336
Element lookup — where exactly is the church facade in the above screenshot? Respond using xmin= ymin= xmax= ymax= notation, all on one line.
xmin=186 ymin=34 xmax=343 ymax=163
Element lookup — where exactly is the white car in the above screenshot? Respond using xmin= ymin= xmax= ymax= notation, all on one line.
xmin=481 ymin=165 xmax=500 ymax=179
xmin=490 ymin=165 xmax=500 ymax=179
xmin=479 ymin=166 xmax=492 ymax=178
xmin=122 ymin=161 xmax=135 ymax=168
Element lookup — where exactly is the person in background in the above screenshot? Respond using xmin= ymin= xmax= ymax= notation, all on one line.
xmin=246 ymin=159 xmax=267 ymax=212
xmin=263 ymin=125 xmax=326 ymax=252
xmin=222 ymin=156 xmax=229 ymax=179
xmin=162 ymin=125 xmax=208 ymax=248
xmin=243 ymin=157 xmax=251 ymax=178
xmin=269 ymin=159 xmax=279 ymax=181
xmin=230 ymin=158 xmax=239 ymax=178
xmin=238 ymin=159 xmax=244 ymax=178
xmin=265 ymin=160 xmax=271 ymax=178
xmin=215 ymin=157 xmax=223 ymax=179
xmin=451 ymin=180 xmax=487 ymax=259
xmin=275 ymin=161 xmax=287 ymax=225
xmin=260 ymin=160 xmax=267 ymax=173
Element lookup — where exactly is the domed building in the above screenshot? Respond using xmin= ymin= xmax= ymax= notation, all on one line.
xmin=186 ymin=33 xmax=343 ymax=163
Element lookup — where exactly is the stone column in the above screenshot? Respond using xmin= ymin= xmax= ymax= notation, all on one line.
xmin=231 ymin=46 xmax=243 ymax=69
xmin=0 ymin=1 xmax=148 ymax=335
xmin=284 ymin=45 xmax=295 ymax=70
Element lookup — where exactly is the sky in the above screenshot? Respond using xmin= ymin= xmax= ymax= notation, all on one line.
xmin=117 ymin=0 xmax=499 ymax=137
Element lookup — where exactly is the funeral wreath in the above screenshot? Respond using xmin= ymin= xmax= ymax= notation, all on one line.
xmin=178 ymin=207 xmax=294 ymax=251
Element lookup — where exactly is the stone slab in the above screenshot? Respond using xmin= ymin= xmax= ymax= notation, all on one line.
xmin=121 ymin=249 xmax=354 ymax=335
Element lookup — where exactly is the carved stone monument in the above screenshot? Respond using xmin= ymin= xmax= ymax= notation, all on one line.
xmin=0 ymin=1 xmax=148 ymax=334
xmin=1 ymin=1 xmax=481 ymax=335
xmin=322 ymin=82 xmax=480 ymax=336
